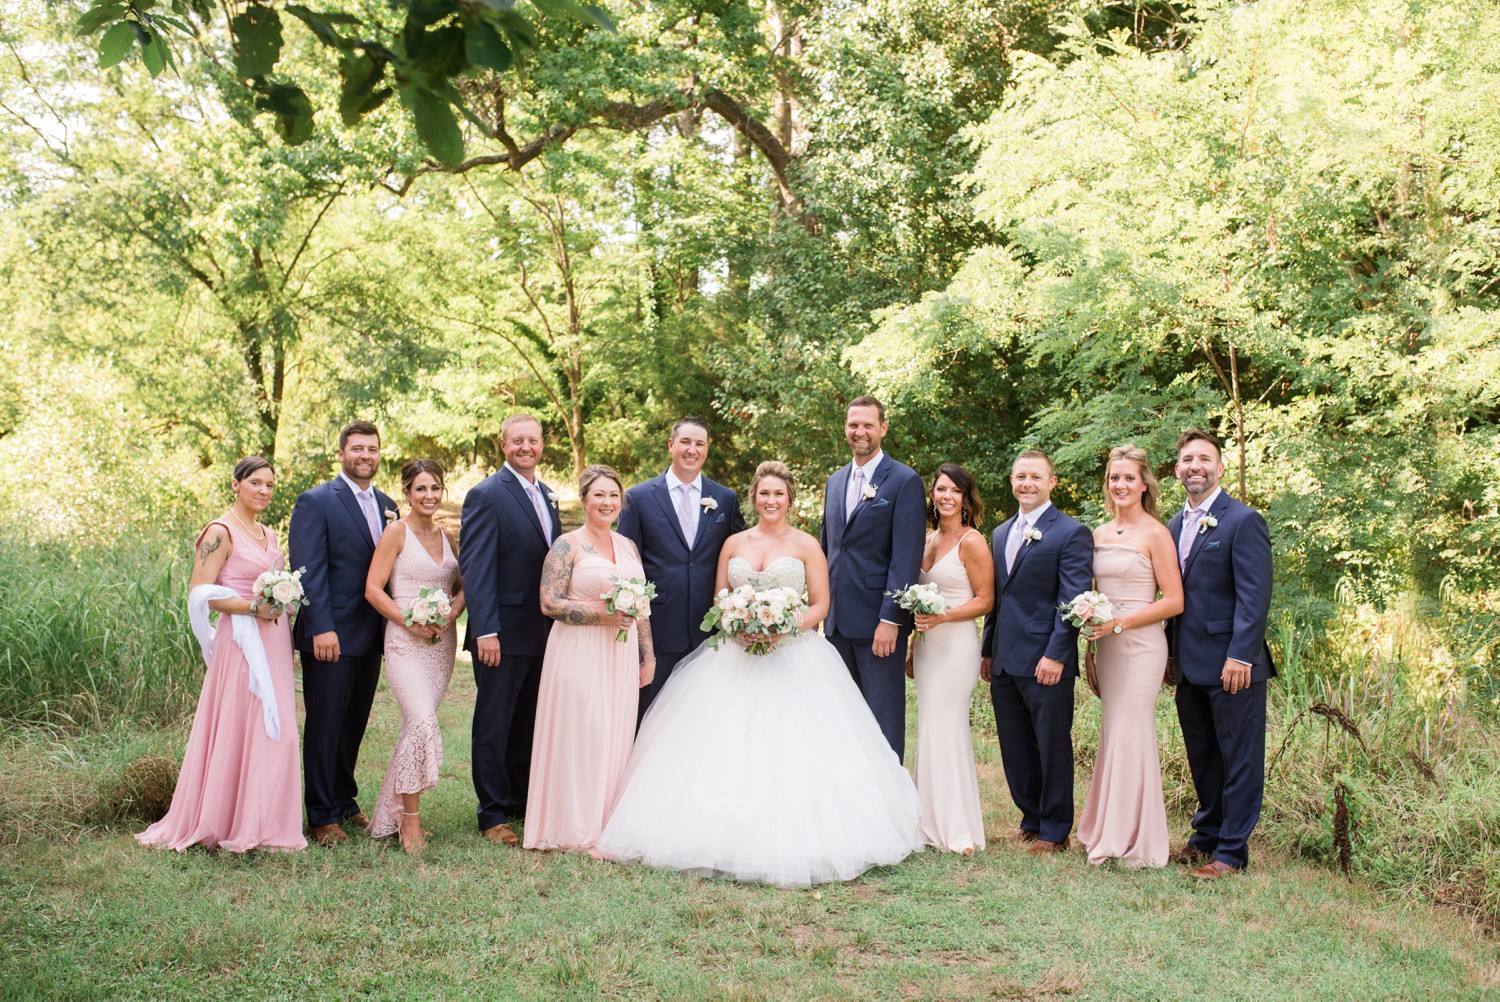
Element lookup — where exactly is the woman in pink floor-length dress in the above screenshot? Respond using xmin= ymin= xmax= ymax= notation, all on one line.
xmin=138 ymin=457 xmax=306 ymax=853
xmin=365 ymin=459 xmax=464 ymax=853
xmin=1076 ymin=445 xmax=1184 ymax=868
xmin=524 ymin=465 xmax=654 ymax=853
xmin=906 ymin=464 xmax=994 ymax=854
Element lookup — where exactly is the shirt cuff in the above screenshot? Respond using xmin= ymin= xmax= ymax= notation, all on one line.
xmin=880 ymin=619 xmax=899 ymax=627
xmin=1228 ymin=657 xmax=1251 ymax=667
xmin=477 ymin=633 xmax=498 ymax=641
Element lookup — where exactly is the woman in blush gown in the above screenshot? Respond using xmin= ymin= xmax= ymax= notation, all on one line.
xmin=138 ymin=457 xmax=306 ymax=853
xmin=598 ymin=461 xmax=922 ymax=887
xmin=905 ymin=463 xmax=994 ymax=854
xmin=365 ymin=460 xmax=464 ymax=854
xmin=1076 ymin=444 xmax=1184 ymax=867
xmin=524 ymin=465 xmax=654 ymax=853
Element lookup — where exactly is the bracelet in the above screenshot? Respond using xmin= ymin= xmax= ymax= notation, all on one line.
xmin=248 ymin=598 xmax=259 ymax=614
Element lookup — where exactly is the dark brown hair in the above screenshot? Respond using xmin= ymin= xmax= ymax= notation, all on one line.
xmin=847 ymin=395 xmax=885 ymax=422
xmin=232 ymin=456 xmax=273 ymax=483
xmin=749 ymin=460 xmax=796 ymax=507
xmin=670 ymin=416 xmax=710 ymax=440
xmin=927 ymin=463 xmax=982 ymax=528
xmin=401 ymin=459 xmax=445 ymax=495
xmin=1175 ymin=428 xmax=1222 ymax=459
xmin=338 ymin=420 xmax=380 ymax=450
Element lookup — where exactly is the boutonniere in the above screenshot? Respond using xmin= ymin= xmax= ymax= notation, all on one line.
xmin=1022 ymin=526 xmax=1043 ymax=545
xmin=1198 ymin=514 xmax=1218 ymax=534
xmin=700 ymin=496 xmax=718 ymax=512
xmin=861 ymin=483 xmax=878 ymax=501
xmin=545 ymin=492 xmax=559 ymax=510
xmin=383 ymin=508 xmax=398 ymax=523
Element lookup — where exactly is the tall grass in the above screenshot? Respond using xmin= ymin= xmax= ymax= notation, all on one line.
xmin=0 ymin=531 xmax=201 ymax=728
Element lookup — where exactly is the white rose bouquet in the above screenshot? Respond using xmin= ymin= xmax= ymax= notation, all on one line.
xmin=250 ymin=567 xmax=308 ymax=619
xmin=885 ymin=582 xmax=946 ymax=641
xmin=403 ymin=585 xmax=454 ymax=644
xmin=601 ymin=576 xmax=655 ymax=642
xmin=700 ymin=584 xmax=804 ymax=655
xmin=1058 ymin=590 xmax=1115 ymax=632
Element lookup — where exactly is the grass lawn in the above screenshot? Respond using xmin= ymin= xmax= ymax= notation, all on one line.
xmin=3 ymin=666 xmax=1496 ymax=1000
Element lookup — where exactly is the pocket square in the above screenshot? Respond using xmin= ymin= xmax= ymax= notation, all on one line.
xmin=1204 ymin=540 xmax=1222 ymax=550
xmin=714 ymin=513 xmax=725 ymax=523
xmin=871 ymin=498 xmax=891 ymax=508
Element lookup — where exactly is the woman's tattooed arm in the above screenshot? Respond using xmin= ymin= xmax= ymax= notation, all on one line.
xmin=539 ymin=536 xmax=608 ymax=625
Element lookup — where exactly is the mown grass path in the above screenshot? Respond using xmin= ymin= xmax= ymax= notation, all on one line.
xmin=3 ymin=667 xmax=1496 ymax=1000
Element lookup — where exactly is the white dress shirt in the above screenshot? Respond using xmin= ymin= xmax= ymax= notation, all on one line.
xmin=1005 ymin=501 xmax=1052 ymax=574
xmin=339 ymin=471 xmax=383 ymax=545
xmin=666 ymin=467 xmax=704 ymax=543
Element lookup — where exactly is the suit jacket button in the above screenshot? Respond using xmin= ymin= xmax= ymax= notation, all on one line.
xmin=840 ymin=544 xmax=847 ymax=551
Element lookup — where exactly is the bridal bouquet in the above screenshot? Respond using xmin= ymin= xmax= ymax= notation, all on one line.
xmin=1058 ymin=590 xmax=1115 ymax=631
xmin=700 ymin=584 xmax=805 ymax=655
xmin=885 ymin=582 xmax=946 ymax=641
xmin=251 ymin=567 xmax=308 ymax=618
xmin=404 ymin=586 xmax=453 ymax=643
xmin=602 ymin=576 xmax=655 ymax=642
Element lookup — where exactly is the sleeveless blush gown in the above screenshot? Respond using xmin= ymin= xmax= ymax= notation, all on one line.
xmin=912 ymin=533 xmax=985 ymax=852
xmin=137 ymin=520 xmax=306 ymax=852
xmin=523 ymin=534 xmax=644 ymax=851
xmin=596 ymin=555 xmax=923 ymax=887
xmin=1076 ymin=544 xmax=1170 ymax=867
xmin=369 ymin=527 xmax=460 ymax=838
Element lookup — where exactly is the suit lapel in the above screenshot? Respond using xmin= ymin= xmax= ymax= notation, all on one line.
xmin=844 ymin=455 xmax=890 ymax=532
xmin=501 ymin=468 xmax=549 ymax=544
xmin=1181 ymin=493 xmax=1231 ymax=579
xmin=333 ymin=478 xmax=376 ymax=553
xmin=651 ymin=475 xmax=691 ymax=550
xmin=690 ymin=480 xmax=720 ymax=551
xmin=995 ymin=514 xmax=1020 ymax=584
xmin=1008 ymin=505 xmax=1055 ymax=579
xmin=538 ymin=479 xmax=562 ymax=541
xmin=827 ymin=464 xmax=851 ymax=544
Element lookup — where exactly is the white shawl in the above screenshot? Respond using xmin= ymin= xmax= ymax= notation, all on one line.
xmin=187 ymin=584 xmax=281 ymax=741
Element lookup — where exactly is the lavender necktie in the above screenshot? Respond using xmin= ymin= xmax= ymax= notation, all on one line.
xmin=1179 ymin=507 xmax=1204 ymax=570
xmin=846 ymin=467 xmax=864 ymax=524
xmin=676 ymin=484 xmax=696 ymax=546
xmin=528 ymin=483 xmax=552 ymax=545
xmin=357 ymin=490 xmax=381 ymax=546
xmin=1004 ymin=516 xmax=1025 ymax=574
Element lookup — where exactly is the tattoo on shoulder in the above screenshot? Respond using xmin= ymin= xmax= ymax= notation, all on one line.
xmin=197 ymin=531 xmax=224 ymax=564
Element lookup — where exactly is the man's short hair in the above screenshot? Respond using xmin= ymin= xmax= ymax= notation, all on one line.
xmin=1014 ymin=449 xmax=1054 ymax=474
xmin=338 ymin=420 xmax=380 ymax=450
xmin=847 ymin=395 xmax=885 ymax=422
xmin=500 ymin=413 xmax=543 ymax=439
xmin=670 ymin=416 xmax=710 ymax=440
xmin=1175 ymin=429 xmax=1222 ymax=459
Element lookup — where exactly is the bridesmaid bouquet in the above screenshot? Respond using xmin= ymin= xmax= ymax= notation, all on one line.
xmin=885 ymin=582 xmax=946 ymax=641
xmin=404 ymin=586 xmax=453 ymax=643
xmin=1059 ymin=590 xmax=1115 ymax=631
xmin=250 ymin=567 xmax=308 ymax=618
xmin=700 ymin=585 xmax=804 ymax=655
xmin=602 ymin=576 xmax=656 ymax=642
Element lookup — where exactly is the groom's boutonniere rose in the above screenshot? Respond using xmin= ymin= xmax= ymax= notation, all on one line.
xmin=861 ymin=484 xmax=878 ymax=501
xmin=546 ymin=492 xmax=559 ymax=509
xmin=700 ymin=496 xmax=718 ymax=512
xmin=1198 ymin=514 xmax=1218 ymax=534
xmin=1022 ymin=526 xmax=1043 ymax=545
xmin=383 ymin=508 xmax=398 ymax=524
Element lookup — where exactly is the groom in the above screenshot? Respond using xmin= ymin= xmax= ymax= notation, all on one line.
xmin=618 ymin=416 xmax=745 ymax=724
xmin=980 ymin=450 xmax=1093 ymax=853
xmin=459 ymin=413 xmax=565 ymax=846
xmin=821 ymin=395 xmax=926 ymax=760
xmin=289 ymin=420 xmax=397 ymax=845
xmin=1167 ymin=429 xmax=1275 ymax=879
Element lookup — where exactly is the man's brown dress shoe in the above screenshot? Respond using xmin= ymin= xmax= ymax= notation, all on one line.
xmin=1168 ymin=845 xmax=1209 ymax=866
xmin=1026 ymin=837 xmax=1068 ymax=854
xmin=345 ymin=812 xmax=372 ymax=832
xmin=482 ymin=823 xmax=520 ymax=846
xmin=1189 ymin=860 xmax=1243 ymax=880
xmin=997 ymin=828 xmax=1039 ymax=845
xmin=309 ymin=824 xmax=348 ymax=846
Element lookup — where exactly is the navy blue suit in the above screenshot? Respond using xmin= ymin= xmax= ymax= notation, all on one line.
xmin=289 ymin=477 xmax=397 ymax=827
xmin=979 ymin=505 xmax=1094 ymax=844
xmin=617 ymin=472 xmax=745 ymax=722
xmin=1168 ymin=491 xmax=1275 ymax=869
xmin=458 ymin=466 xmax=564 ymax=831
xmin=821 ymin=454 xmax=926 ymax=760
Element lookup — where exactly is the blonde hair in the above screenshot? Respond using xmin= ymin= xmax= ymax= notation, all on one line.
xmin=1101 ymin=444 xmax=1159 ymax=518
xmin=749 ymin=460 xmax=796 ymax=507
xmin=578 ymin=464 xmax=623 ymax=499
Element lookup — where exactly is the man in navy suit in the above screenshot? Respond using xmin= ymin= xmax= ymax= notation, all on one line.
xmin=290 ymin=420 xmax=398 ymax=845
xmin=820 ymin=396 xmax=926 ymax=760
xmin=618 ymin=416 xmax=746 ymax=724
xmin=458 ymin=413 xmax=565 ymax=846
xmin=980 ymin=450 xmax=1094 ymax=853
xmin=1167 ymin=429 xmax=1276 ymax=879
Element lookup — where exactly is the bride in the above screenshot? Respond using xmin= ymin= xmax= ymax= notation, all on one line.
xmin=597 ymin=461 xmax=923 ymax=887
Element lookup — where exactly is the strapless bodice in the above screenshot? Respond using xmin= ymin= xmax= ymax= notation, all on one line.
xmin=1093 ymin=544 xmax=1161 ymax=612
xmin=727 ymin=555 xmax=807 ymax=593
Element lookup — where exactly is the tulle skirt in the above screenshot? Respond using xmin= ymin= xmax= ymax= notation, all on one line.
xmin=597 ymin=632 xmax=923 ymax=887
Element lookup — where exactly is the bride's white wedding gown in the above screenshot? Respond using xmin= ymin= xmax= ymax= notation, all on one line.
xmin=596 ymin=555 xmax=923 ymax=887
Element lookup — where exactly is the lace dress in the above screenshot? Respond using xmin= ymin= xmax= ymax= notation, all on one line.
xmin=596 ymin=555 xmax=923 ymax=887
xmin=369 ymin=527 xmax=460 ymax=838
